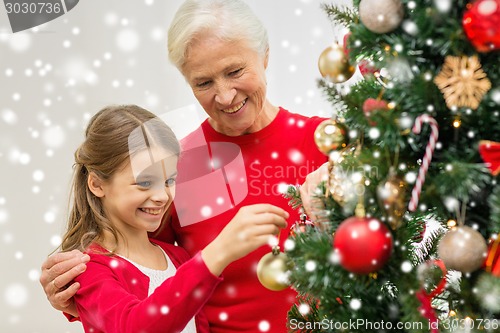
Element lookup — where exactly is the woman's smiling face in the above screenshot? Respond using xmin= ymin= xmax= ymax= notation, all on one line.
xmin=182 ymin=36 xmax=271 ymax=136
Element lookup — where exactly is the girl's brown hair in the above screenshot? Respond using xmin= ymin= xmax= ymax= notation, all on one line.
xmin=60 ymin=105 xmax=180 ymax=252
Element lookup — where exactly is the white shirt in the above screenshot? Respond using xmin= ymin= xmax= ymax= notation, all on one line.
xmin=119 ymin=247 xmax=197 ymax=333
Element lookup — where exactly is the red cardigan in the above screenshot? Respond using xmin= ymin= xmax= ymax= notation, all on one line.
xmin=74 ymin=239 xmax=222 ymax=333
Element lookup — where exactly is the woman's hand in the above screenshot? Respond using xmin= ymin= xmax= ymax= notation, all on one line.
xmin=201 ymin=204 xmax=289 ymax=276
xmin=39 ymin=250 xmax=90 ymax=318
xmin=300 ymin=162 xmax=329 ymax=220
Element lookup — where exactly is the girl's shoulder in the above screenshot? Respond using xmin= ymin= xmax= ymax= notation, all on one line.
xmin=82 ymin=243 xmax=126 ymax=268
xmin=149 ymin=238 xmax=192 ymax=267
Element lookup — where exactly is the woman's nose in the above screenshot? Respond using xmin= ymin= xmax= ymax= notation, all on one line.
xmin=214 ymin=82 xmax=237 ymax=106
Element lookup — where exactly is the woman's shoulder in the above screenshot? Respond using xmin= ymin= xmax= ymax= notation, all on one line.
xmin=278 ymin=106 xmax=328 ymax=128
xmin=279 ymin=106 xmax=327 ymax=122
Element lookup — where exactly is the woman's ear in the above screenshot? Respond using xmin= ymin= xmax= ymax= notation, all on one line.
xmin=87 ymin=172 xmax=105 ymax=197
xmin=264 ymin=46 xmax=269 ymax=69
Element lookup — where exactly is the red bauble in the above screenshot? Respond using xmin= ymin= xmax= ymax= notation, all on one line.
xmin=343 ymin=33 xmax=377 ymax=76
xmin=463 ymin=0 xmax=500 ymax=52
xmin=493 ymin=255 xmax=500 ymax=276
xmin=484 ymin=236 xmax=500 ymax=276
xmin=333 ymin=216 xmax=393 ymax=274
xmin=362 ymin=98 xmax=389 ymax=117
xmin=478 ymin=140 xmax=500 ymax=175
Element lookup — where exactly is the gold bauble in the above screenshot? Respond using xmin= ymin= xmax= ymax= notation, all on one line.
xmin=438 ymin=226 xmax=488 ymax=273
xmin=329 ymin=163 xmax=351 ymax=205
xmin=314 ymin=119 xmax=349 ymax=155
xmin=318 ymin=43 xmax=355 ymax=83
xmin=376 ymin=174 xmax=406 ymax=229
xmin=256 ymin=251 xmax=291 ymax=291
xmin=328 ymin=145 xmax=360 ymax=207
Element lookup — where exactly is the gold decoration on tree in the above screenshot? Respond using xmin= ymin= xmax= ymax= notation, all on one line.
xmin=256 ymin=246 xmax=292 ymax=291
xmin=376 ymin=172 xmax=406 ymax=230
xmin=328 ymin=145 xmax=362 ymax=207
xmin=438 ymin=225 xmax=488 ymax=273
xmin=313 ymin=119 xmax=349 ymax=155
xmin=434 ymin=55 xmax=491 ymax=110
xmin=318 ymin=42 xmax=356 ymax=83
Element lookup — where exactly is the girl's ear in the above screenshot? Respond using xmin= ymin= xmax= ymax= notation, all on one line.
xmin=87 ymin=172 xmax=105 ymax=197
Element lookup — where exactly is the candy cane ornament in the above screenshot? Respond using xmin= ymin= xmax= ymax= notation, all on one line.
xmin=408 ymin=114 xmax=439 ymax=212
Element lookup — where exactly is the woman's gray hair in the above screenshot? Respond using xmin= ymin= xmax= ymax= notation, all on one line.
xmin=167 ymin=0 xmax=269 ymax=71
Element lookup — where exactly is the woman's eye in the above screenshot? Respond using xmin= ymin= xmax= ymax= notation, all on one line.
xmin=165 ymin=178 xmax=176 ymax=187
xmin=229 ymin=68 xmax=242 ymax=76
xmin=136 ymin=181 xmax=151 ymax=188
xmin=196 ymin=81 xmax=211 ymax=88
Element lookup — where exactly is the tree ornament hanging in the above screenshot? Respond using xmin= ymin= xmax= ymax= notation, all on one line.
xmin=434 ymin=55 xmax=492 ymax=110
xmin=492 ymin=252 xmax=500 ymax=276
xmin=313 ymin=119 xmax=349 ymax=155
xmin=362 ymin=98 xmax=389 ymax=117
xmin=484 ymin=235 xmax=500 ymax=276
xmin=318 ymin=42 xmax=356 ymax=83
xmin=333 ymin=216 xmax=393 ymax=274
xmin=408 ymin=114 xmax=439 ymax=212
xmin=377 ymin=172 xmax=407 ymax=230
xmin=462 ymin=0 xmax=500 ymax=53
xmin=437 ymin=225 xmax=488 ymax=273
xmin=289 ymin=214 xmax=315 ymax=237
xmin=343 ymin=33 xmax=377 ymax=76
xmin=256 ymin=246 xmax=292 ymax=291
xmin=328 ymin=145 xmax=362 ymax=207
xmin=415 ymin=259 xmax=448 ymax=332
xmin=359 ymin=0 xmax=405 ymax=34
xmin=478 ymin=140 xmax=500 ymax=175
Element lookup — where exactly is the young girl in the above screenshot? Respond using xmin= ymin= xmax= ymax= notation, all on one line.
xmin=60 ymin=105 xmax=288 ymax=333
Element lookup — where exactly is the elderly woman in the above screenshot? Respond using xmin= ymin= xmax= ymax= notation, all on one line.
xmin=40 ymin=0 xmax=328 ymax=332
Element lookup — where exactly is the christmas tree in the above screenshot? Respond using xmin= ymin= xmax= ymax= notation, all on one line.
xmin=283 ymin=0 xmax=500 ymax=332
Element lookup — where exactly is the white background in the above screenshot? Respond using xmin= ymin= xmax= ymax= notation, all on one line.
xmin=0 ymin=0 xmax=355 ymax=331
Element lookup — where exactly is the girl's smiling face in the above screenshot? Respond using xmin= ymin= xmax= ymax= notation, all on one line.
xmin=96 ymin=148 xmax=178 ymax=236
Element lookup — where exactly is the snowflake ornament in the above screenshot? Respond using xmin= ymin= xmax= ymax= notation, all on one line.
xmin=434 ymin=55 xmax=491 ymax=110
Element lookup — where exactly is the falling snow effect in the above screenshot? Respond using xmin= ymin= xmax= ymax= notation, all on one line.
xmin=0 ymin=0 xmax=334 ymax=332
xmin=4 ymin=284 xmax=28 ymax=308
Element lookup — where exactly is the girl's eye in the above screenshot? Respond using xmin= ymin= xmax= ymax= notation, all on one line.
xmin=136 ymin=181 xmax=151 ymax=188
xmin=165 ymin=178 xmax=176 ymax=187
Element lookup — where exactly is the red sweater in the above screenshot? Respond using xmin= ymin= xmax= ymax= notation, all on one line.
xmin=156 ymin=108 xmax=327 ymax=333
xmin=74 ymin=239 xmax=222 ymax=333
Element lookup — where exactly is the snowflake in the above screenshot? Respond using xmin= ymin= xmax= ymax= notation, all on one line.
xmin=434 ymin=55 xmax=491 ymax=110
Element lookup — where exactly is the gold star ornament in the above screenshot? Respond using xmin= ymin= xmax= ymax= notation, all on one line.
xmin=434 ymin=55 xmax=491 ymax=110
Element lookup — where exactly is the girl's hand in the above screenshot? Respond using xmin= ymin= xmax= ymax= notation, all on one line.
xmin=201 ymin=204 xmax=288 ymax=276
